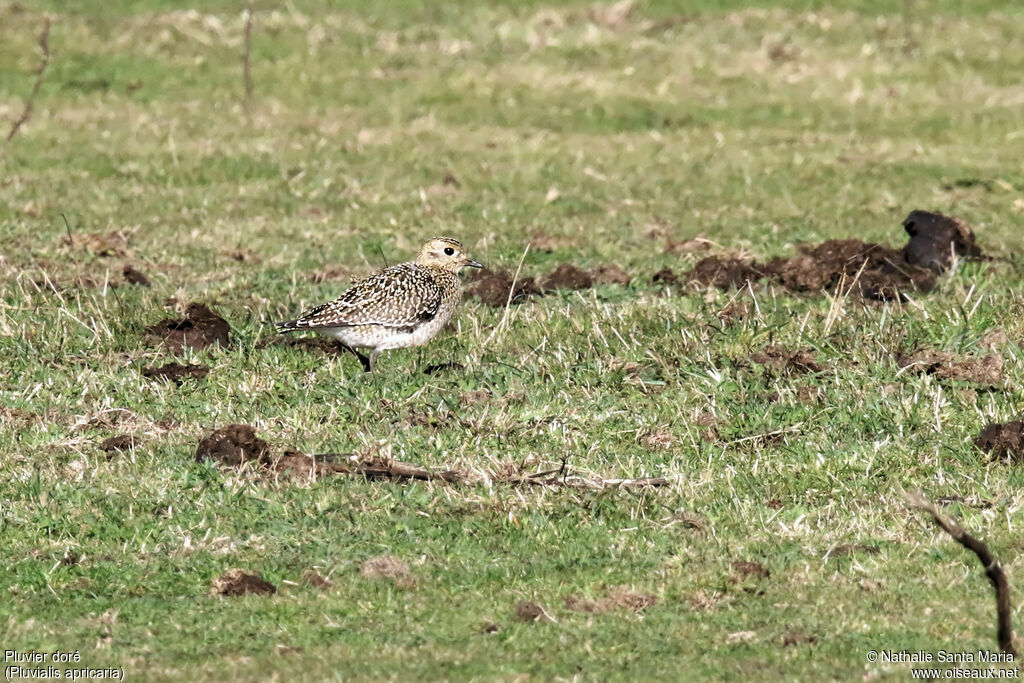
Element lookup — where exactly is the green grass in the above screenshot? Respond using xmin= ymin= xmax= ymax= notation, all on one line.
xmin=2 ymin=0 xmax=1024 ymax=680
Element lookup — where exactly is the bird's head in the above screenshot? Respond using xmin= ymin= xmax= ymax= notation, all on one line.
xmin=415 ymin=237 xmax=483 ymax=273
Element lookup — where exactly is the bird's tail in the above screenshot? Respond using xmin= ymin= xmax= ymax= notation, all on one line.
xmin=274 ymin=319 xmax=301 ymax=334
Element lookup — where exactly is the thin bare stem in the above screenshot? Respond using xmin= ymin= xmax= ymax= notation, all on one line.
xmin=7 ymin=17 xmax=52 ymax=143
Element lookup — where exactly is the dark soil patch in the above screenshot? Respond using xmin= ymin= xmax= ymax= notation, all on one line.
xmin=210 ymin=569 xmax=276 ymax=597
xmin=898 ymin=350 xmax=1003 ymax=385
xmin=676 ymin=213 xmax=983 ymax=300
xmin=763 ymin=239 xmax=935 ymax=300
xmin=142 ymin=362 xmax=210 ymax=385
xmin=564 ymin=587 xmax=657 ymax=613
xmin=731 ymin=560 xmax=770 ymax=580
xmin=540 ymin=263 xmax=594 ymax=291
xmin=694 ymin=412 xmax=725 ymax=442
xmin=301 ymin=570 xmax=333 ymax=590
xmin=469 ymin=262 xmax=631 ymax=307
xmin=467 ymin=269 xmax=541 ymax=307
xmin=591 ymin=263 xmax=631 ymax=285
xmin=513 ymin=601 xmax=553 ymax=623
xmin=146 ymin=303 xmax=230 ymax=353
xmin=903 ymin=210 xmax=981 ymax=272
xmin=689 ymin=256 xmax=767 ymax=289
xmin=651 ymin=267 xmax=680 ymax=286
xmin=99 ymin=434 xmax=137 ymax=452
xmin=748 ymin=345 xmax=825 ymax=375
xmin=122 ymin=265 xmax=151 ymax=287
xmin=975 ymin=421 xmax=1024 ymax=463
xmin=195 ymin=424 xmax=271 ymax=467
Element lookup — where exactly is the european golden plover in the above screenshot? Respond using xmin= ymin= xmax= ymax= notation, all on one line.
xmin=275 ymin=237 xmax=483 ymax=372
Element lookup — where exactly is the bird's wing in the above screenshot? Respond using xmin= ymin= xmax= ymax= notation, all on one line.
xmin=286 ymin=264 xmax=442 ymax=330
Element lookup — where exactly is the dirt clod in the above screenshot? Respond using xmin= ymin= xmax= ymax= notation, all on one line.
xmin=210 ymin=569 xmax=276 ymax=597
xmin=903 ymin=210 xmax=981 ymax=272
xmin=651 ymin=267 xmax=680 ymax=286
xmin=681 ymin=229 xmax=951 ymax=300
xmin=360 ymin=555 xmax=415 ymax=588
xmin=302 ymin=570 xmax=333 ymax=590
xmin=195 ymin=424 xmax=271 ymax=467
xmin=513 ymin=601 xmax=554 ymax=623
xmin=122 ymin=265 xmax=151 ymax=287
xmin=975 ymin=421 xmax=1024 ymax=463
xmin=764 ymin=239 xmax=935 ymax=300
xmin=731 ymin=560 xmax=770 ymax=580
xmin=898 ymin=350 xmax=1003 ymax=385
xmin=142 ymin=362 xmax=210 ymax=385
xmin=146 ymin=303 xmax=230 ymax=353
xmin=688 ymin=256 xmax=765 ymax=289
xmin=541 ymin=263 xmax=594 ymax=291
xmin=591 ymin=263 xmax=631 ymax=285
xmin=467 ymin=270 xmax=542 ymax=307
xmin=99 ymin=434 xmax=137 ymax=452
xmin=749 ymin=345 xmax=825 ymax=375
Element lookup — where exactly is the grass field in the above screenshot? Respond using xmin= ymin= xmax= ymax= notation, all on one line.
xmin=2 ymin=0 xmax=1024 ymax=680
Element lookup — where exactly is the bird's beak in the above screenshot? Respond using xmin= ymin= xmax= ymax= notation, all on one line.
xmin=465 ymin=259 xmax=484 ymax=269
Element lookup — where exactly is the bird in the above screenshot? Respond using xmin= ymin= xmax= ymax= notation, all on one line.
xmin=275 ymin=237 xmax=483 ymax=372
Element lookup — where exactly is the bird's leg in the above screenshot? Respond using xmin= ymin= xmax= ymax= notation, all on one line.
xmin=334 ymin=342 xmax=372 ymax=372
xmin=367 ymin=350 xmax=380 ymax=373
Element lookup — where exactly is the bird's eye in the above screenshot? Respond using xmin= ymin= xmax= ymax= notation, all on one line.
xmin=443 ymin=247 xmax=455 ymax=256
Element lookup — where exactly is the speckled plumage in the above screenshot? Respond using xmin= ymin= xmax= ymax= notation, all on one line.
xmin=275 ymin=238 xmax=482 ymax=371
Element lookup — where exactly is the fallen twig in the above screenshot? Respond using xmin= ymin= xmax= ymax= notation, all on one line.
xmin=306 ymin=454 xmax=668 ymax=489
xmin=242 ymin=8 xmax=254 ymax=102
xmin=907 ymin=492 xmax=1016 ymax=656
xmin=7 ymin=17 xmax=51 ymax=143
xmin=312 ymin=454 xmax=463 ymax=483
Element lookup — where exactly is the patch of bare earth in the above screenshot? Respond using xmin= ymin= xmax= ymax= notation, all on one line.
xmin=666 ymin=211 xmax=982 ymax=300
xmin=122 ymin=265 xmax=150 ymax=286
xmin=146 ymin=303 xmax=230 ymax=353
xmin=748 ymin=345 xmax=826 ymax=375
xmin=564 ymin=586 xmax=657 ymax=613
xmin=975 ymin=421 xmax=1024 ymax=463
xmin=540 ymin=263 xmax=594 ymax=291
xmin=466 ymin=269 xmax=541 ymax=307
xmin=195 ymin=424 xmax=271 ymax=467
xmin=898 ymin=350 xmax=1004 ymax=385
xmin=210 ymin=569 xmax=276 ymax=596
xmin=730 ymin=561 xmax=770 ymax=593
xmin=142 ymin=362 xmax=210 ymax=385
xmin=99 ymin=434 xmax=138 ymax=454
xmin=513 ymin=601 xmax=555 ymax=623
xmin=360 ymin=555 xmax=416 ymax=588
xmin=301 ymin=570 xmax=333 ymax=590
xmin=468 ymin=262 xmax=631 ymax=307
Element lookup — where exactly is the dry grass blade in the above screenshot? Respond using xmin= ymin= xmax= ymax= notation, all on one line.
xmin=7 ymin=17 xmax=52 ymax=143
xmin=242 ymin=8 xmax=254 ymax=102
xmin=482 ymin=243 xmax=530 ymax=347
xmin=906 ymin=492 xmax=1016 ymax=656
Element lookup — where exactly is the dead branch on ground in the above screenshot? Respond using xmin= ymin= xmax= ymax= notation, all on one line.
xmin=907 ymin=492 xmax=1016 ymax=656
xmin=306 ymin=454 xmax=668 ymax=490
xmin=7 ymin=18 xmax=52 ymax=143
